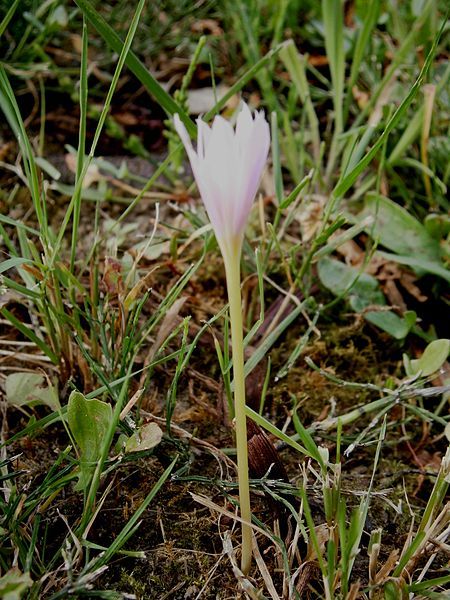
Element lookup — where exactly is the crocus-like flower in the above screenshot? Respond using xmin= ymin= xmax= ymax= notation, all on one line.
xmin=174 ymin=103 xmax=270 ymax=255
xmin=174 ymin=103 xmax=270 ymax=576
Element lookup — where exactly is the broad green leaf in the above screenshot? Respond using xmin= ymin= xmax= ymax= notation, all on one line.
xmin=0 ymin=569 xmax=33 ymax=600
xmin=409 ymin=339 xmax=450 ymax=377
xmin=363 ymin=311 xmax=413 ymax=341
xmin=318 ymin=257 xmax=379 ymax=298
xmin=360 ymin=193 xmax=441 ymax=262
xmin=318 ymin=257 xmax=413 ymax=339
xmin=67 ymin=391 xmax=112 ymax=491
xmin=5 ymin=373 xmax=59 ymax=410
xmin=125 ymin=422 xmax=163 ymax=453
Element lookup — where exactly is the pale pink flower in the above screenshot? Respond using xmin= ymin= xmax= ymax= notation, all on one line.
xmin=174 ymin=103 xmax=270 ymax=255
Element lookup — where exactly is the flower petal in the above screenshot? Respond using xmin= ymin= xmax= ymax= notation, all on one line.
xmin=236 ymin=101 xmax=254 ymax=140
xmin=197 ymin=118 xmax=212 ymax=160
xmin=233 ymin=108 xmax=270 ymax=233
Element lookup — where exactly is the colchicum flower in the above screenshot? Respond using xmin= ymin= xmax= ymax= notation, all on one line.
xmin=174 ymin=103 xmax=270 ymax=256
xmin=175 ymin=103 xmax=270 ymax=575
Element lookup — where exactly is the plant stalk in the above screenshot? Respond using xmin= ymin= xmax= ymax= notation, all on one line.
xmin=224 ymin=244 xmax=252 ymax=575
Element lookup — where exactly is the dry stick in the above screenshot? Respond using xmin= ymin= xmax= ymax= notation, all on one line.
xmin=420 ymin=84 xmax=436 ymax=203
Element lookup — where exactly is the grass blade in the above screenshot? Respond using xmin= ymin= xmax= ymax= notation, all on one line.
xmin=0 ymin=307 xmax=58 ymax=364
xmin=322 ymin=0 xmax=345 ymax=135
xmin=70 ymin=18 xmax=89 ymax=272
xmin=0 ymin=68 xmax=47 ymax=238
xmin=0 ymin=0 xmax=20 ymax=37
xmin=344 ymin=0 xmax=380 ymax=121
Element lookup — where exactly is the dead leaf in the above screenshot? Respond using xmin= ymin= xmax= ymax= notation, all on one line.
xmin=114 ymin=111 xmax=139 ymax=126
xmin=336 ymin=238 xmax=365 ymax=265
xmin=125 ymin=422 xmax=163 ymax=453
xmin=65 ymin=154 xmax=101 ymax=188
xmin=375 ymin=549 xmax=399 ymax=583
xmin=383 ymin=279 xmax=407 ymax=312
xmin=130 ymin=240 xmax=170 ymax=261
xmin=399 ymin=272 xmax=427 ymax=302
xmin=151 ymin=296 xmax=187 ymax=359
xmin=123 ymin=268 xmax=158 ymax=311
xmin=308 ymin=55 xmax=329 ymax=67
xmin=294 ymin=194 xmax=326 ymax=242
xmin=305 ymin=523 xmax=329 ymax=561
xmin=102 ymin=257 xmax=123 ymax=296
xmin=186 ymin=84 xmax=231 ymax=115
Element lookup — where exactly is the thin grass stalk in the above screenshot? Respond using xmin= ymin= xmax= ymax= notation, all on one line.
xmin=70 ymin=18 xmax=88 ymax=272
xmin=0 ymin=0 xmax=20 ymax=36
xmin=38 ymin=78 xmax=46 ymax=157
xmin=322 ymin=0 xmax=345 ymax=183
xmin=420 ymin=84 xmax=436 ymax=203
xmin=271 ymin=112 xmax=283 ymax=205
xmin=0 ymin=67 xmax=48 ymax=240
xmin=231 ymin=0 xmax=278 ymax=112
xmin=90 ymin=457 xmax=177 ymax=570
xmin=279 ymin=41 xmax=321 ymax=162
xmin=204 ymin=42 xmax=286 ymax=122
xmin=344 ymin=0 xmax=380 ymax=122
xmin=325 ymin=21 xmax=443 ymax=219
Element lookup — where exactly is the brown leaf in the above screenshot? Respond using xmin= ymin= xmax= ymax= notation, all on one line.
xmin=400 ymin=272 xmax=427 ymax=302
xmin=308 ymin=55 xmax=329 ymax=67
xmin=102 ymin=257 xmax=123 ymax=296
xmin=375 ymin=549 xmax=399 ymax=583
xmin=151 ymin=296 xmax=187 ymax=360
xmin=336 ymin=239 xmax=365 ymax=266
xmin=383 ymin=279 xmax=407 ymax=312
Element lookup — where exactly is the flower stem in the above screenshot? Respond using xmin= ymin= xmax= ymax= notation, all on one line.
xmin=224 ymin=245 xmax=252 ymax=575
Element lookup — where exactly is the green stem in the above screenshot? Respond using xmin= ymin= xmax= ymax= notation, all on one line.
xmin=224 ymin=244 xmax=252 ymax=575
